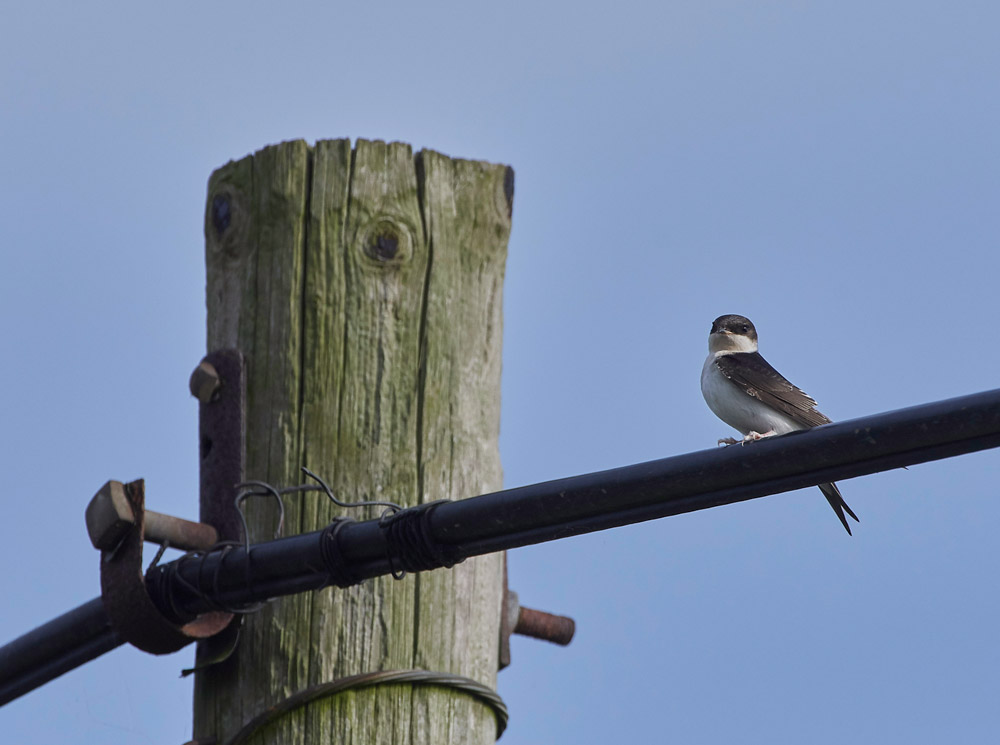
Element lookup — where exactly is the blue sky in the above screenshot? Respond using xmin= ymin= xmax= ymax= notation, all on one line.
xmin=3 ymin=2 xmax=1000 ymax=743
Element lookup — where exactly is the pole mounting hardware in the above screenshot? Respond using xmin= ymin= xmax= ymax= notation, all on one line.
xmin=94 ymin=479 xmax=232 ymax=655
xmin=84 ymin=349 xmax=247 ymax=657
xmin=86 ymin=481 xmax=218 ymax=553
xmin=499 ymin=559 xmax=575 ymax=669
xmin=189 ymin=349 xmax=246 ymax=669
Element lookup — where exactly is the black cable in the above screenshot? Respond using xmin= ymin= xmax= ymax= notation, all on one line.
xmin=319 ymin=518 xmax=362 ymax=588
xmin=6 ymin=387 xmax=1000 ymax=706
xmin=380 ymin=501 xmax=463 ymax=577
xmin=146 ymin=386 xmax=1000 ymax=618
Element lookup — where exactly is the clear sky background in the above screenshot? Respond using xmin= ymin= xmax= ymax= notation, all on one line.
xmin=3 ymin=2 xmax=1000 ymax=743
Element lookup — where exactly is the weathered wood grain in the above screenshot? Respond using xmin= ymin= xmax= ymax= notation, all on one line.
xmin=195 ymin=139 xmax=511 ymax=745
xmin=410 ymin=150 xmax=510 ymax=744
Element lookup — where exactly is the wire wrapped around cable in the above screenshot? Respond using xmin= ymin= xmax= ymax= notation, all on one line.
xmin=379 ymin=500 xmax=463 ymax=578
xmin=319 ymin=518 xmax=363 ymax=588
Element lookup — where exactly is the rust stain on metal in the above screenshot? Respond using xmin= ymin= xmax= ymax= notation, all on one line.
xmin=514 ymin=606 xmax=576 ymax=646
xmin=144 ymin=511 xmax=218 ymax=552
xmin=98 ymin=480 xmax=231 ymax=655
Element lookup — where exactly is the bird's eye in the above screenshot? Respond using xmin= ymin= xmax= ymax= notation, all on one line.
xmin=741 ymin=324 xmax=749 ymax=333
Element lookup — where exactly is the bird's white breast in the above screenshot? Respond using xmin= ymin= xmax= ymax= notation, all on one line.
xmin=700 ymin=353 xmax=804 ymax=436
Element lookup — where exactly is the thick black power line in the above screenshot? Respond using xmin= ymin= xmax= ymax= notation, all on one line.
xmin=0 ymin=598 xmax=122 ymax=705
xmin=148 ymin=387 xmax=1000 ymax=619
xmin=4 ymin=387 xmax=1000 ymax=706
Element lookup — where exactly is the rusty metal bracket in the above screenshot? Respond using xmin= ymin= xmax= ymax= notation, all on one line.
xmin=90 ymin=349 xmax=246 ymax=657
xmin=97 ymin=480 xmax=232 ymax=655
xmin=192 ymin=350 xmax=245 ymax=543
xmin=188 ymin=349 xmax=246 ymax=668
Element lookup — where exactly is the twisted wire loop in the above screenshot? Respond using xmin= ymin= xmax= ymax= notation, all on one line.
xmin=220 ymin=669 xmax=509 ymax=745
xmin=203 ymin=467 xmax=405 ymax=597
xmin=297 ymin=466 xmax=403 ymax=512
xmin=233 ymin=467 xmax=403 ymax=556
xmin=234 ymin=480 xmax=286 ymax=553
xmin=153 ymin=469 xmax=413 ymax=675
xmin=151 ymin=469 xmax=411 ymax=620
xmin=379 ymin=500 xmax=463 ymax=579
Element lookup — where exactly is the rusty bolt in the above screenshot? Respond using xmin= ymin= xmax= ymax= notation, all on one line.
xmin=515 ymin=606 xmax=576 ymax=646
xmin=144 ymin=512 xmax=218 ymax=553
xmin=189 ymin=360 xmax=221 ymax=403
xmin=85 ymin=480 xmax=135 ymax=551
xmin=85 ymin=480 xmax=218 ymax=553
xmin=503 ymin=589 xmax=576 ymax=647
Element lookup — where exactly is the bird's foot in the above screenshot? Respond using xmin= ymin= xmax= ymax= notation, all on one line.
xmin=742 ymin=430 xmax=777 ymax=445
xmin=717 ymin=437 xmax=740 ymax=446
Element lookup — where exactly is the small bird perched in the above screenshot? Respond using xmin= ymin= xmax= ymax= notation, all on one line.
xmin=700 ymin=314 xmax=860 ymax=534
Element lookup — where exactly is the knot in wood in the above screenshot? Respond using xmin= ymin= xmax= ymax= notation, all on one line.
xmin=490 ymin=164 xmax=515 ymax=225
xmin=358 ymin=217 xmax=414 ymax=266
xmin=205 ymin=184 xmax=249 ymax=259
xmin=370 ymin=232 xmax=399 ymax=261
xmin=211 ymin=194 xmax=231 ymax=237
xmin=503 ymin=166 xmax=515 ymax=217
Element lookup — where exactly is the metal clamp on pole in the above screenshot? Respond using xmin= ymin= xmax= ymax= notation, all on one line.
xmin=83 ymin=349 xmax=247 ymax=657
xmin=188 ymin=349 xmax=247 ymax=669
xmin=191 ymin=351 xmax=246 ymax=547
xmin=87 ymin=479 xmax=232 ymax=655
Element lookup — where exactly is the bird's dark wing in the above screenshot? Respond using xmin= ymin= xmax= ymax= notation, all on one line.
xmin=714 ymin=352 xmax=832 ymax=428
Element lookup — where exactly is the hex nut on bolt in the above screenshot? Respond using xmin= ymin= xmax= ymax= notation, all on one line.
xmin=85 ymin=480 xmax=136 ymax=551
xmin=189 ymin=360 xmax=221 ymax=403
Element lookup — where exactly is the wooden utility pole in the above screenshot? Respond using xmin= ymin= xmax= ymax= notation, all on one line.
xmin=194 ymin=139 xmax=513 ymax=744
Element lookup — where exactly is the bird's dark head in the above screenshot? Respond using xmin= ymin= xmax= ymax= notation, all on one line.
xmin=709 ymin=314 xmax=758 ymax=353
